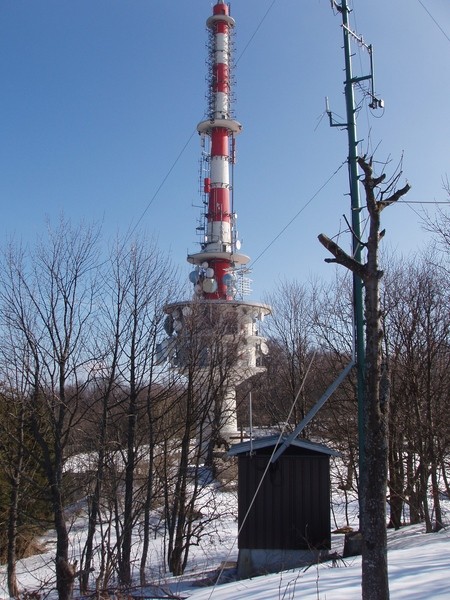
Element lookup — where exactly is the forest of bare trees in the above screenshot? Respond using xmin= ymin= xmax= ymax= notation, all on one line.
xmin=0 ymin=210 xmax=449 ymax=598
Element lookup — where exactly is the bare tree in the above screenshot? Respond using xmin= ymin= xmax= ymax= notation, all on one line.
xmin=111 ymin=238 xmax=176 ymax=587
xmin=0 ymin=218 xmax=100 ymax=600
xmin=309 ymin=276 xmax=359 ymax=455
xmin=0 ymin=377 xmax=28 ymax=598
xmin=78 ymin=235 xmax=177 ymax=591
xmin=383 ymin=254 xmax=450 ymax=532
xmin=0 ymin=320 xmax=55 ymax=598
xmin=422 ymin=176 xmax=450 ymax=257
xmin=319 ymin=155 xmax=410 ymax=600
xmin=262 ymin=280 xmax=314 ymax=430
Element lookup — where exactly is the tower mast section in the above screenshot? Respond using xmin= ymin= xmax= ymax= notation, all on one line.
xmin=188 ymin=0 xmax=249 ymax=300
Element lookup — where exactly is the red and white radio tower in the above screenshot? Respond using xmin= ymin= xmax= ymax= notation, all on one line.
xmin=161 ymin=1 xmax=270 ymax=448
xmin=188 ymin=0 xmax=249 ymax=299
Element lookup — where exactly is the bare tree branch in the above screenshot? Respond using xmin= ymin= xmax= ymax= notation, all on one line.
xmin=358 ymin=155 xmax=411 ymax=212
xmin=378 ymin=183 xmax=411 ymax=210
xmin=317 ymin=234 xmax=367 ymax=280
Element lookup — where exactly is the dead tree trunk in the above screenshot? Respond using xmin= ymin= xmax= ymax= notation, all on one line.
xmin=319 ymin=155 xmax=410 ymax=600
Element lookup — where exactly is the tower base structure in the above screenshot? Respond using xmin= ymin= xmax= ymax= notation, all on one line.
xmin=160 ymin=299 xmax=270 ymax=450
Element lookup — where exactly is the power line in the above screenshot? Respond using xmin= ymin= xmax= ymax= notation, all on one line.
xmin=250 ymin=160 xmax=347 ymax=267
xmin=417 ymin=0 xmax=450 ymax=44
xmin=396 ymin=200 xmax=450 ymax=204
xmin=127 ymin=129 xmax=197 ymax=240
xmin=235 ymin=0 xmax=278 ymax=66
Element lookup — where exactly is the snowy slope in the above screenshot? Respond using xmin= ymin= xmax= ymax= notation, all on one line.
xmin=0 ymin=494 xmax=449 ymax=599
xmin=187 ymin=525 xmax=450 ymax=599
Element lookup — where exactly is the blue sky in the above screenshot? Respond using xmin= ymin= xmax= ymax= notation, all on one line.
xmin=1 ymin=0 xmax=449 ymax=300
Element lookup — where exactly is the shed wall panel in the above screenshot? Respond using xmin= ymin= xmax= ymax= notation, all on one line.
xmin=238 ymin=454 xmax=331 ymax=550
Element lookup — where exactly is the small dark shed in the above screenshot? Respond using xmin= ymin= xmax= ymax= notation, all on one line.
xmin=228 ymin=435 xmax=339 ymax=577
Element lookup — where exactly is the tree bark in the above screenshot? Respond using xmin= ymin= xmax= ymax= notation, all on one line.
xmin=319 ymin=155 xmax=410 ymax=600
xmin=6 ymin=405 xmax=24 ymax=599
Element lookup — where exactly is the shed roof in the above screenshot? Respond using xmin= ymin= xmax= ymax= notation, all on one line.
xmin=228 ymin=435 xmax=340 ymax=457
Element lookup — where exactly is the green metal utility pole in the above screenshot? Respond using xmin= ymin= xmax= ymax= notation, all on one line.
xmin=327 ymin=0 xmax=381 ymax=509
xmin=341 ymin=0 xmax=366 ymax=494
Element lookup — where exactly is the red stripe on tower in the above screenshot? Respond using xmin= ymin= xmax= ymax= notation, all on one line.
xmin=214 ymin=63 xmax=229 ymax=94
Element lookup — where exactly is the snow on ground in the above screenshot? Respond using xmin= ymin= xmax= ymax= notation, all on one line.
xmin=187 ymin=525 xmax=450 ymax=599
xmin=0 ymin=491 xmax=449 ymax=599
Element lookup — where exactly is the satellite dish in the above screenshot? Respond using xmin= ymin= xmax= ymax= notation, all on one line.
xmin=206 ymin=267 xmax=214 ymax=278
xmin=182 ymin=306 xmax=192 ymax=316
xmin=203 ymin=278 xmax=218 ymax=293
xmin=260 ymin=342 xmax=269 ymax=355
xmin=236 ymin=240 xmax=241 ymax=250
